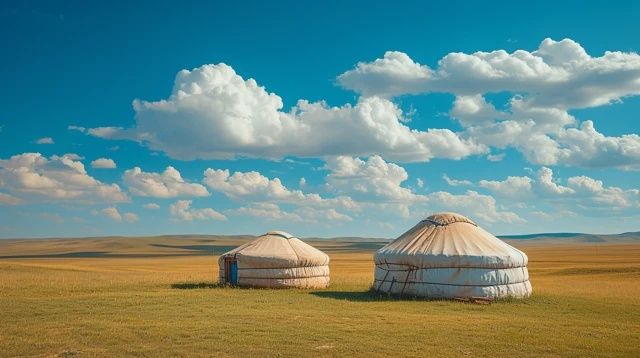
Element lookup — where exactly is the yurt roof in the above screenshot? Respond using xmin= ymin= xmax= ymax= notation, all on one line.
xmin=265 ymin=230 xmax=294 ymax=239
xmin=219 ymin=231 xmax=329 ymax=268
xmin=423 ymin=212 xmax=477 ymax=226
xmin=375 ymin=212 xmax=527 ymax=269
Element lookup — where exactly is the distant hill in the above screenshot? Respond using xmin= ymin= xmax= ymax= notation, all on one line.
xmin=499 ymin=231 xmax=640 ymax=244
xmin=0 ymin=231 xmax=638 ymax=259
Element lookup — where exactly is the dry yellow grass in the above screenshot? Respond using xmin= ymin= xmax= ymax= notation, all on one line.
xmin=0 ymin=238 xmax=639 ymax=357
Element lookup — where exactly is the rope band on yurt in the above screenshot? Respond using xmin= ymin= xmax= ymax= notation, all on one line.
xmin=399 ymin=265 xmax=419 ymax=296
xmin=377 ymin=263 xmax=392 ymax=291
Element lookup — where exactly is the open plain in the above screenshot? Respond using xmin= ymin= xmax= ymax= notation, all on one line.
xmin=1 ymin=235 xmax=639 ymax=357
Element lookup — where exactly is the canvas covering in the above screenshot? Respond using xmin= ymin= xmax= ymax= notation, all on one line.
xmin=374 ymin=212 xmax=532 ymax=298
xmin=218 ymin=231 xmax=330 ymax=288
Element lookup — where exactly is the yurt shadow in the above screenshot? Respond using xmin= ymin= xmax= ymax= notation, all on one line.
xmin=170 ymin=282 xmax=313 ymax=290
xmin=171 ymin=282 xmax=221 ymax=289
xmin=309 ymin=289 xmax=437 ymax=302
xmin=310 ymin=289 xmax=532 ymax=303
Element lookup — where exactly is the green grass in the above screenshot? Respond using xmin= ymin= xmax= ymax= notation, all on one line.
xmin=0 ymin=243 xmax=639 ymax=357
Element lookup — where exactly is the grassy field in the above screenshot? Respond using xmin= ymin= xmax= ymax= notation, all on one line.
xmin=1 ymin=237 xmax=639 ymax=357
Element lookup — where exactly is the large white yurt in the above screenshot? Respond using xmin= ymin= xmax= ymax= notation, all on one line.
xmin=218 ymin=231 xmax=330 ymax=288
xmin=374 ymin=212 xmax=532 ymax=299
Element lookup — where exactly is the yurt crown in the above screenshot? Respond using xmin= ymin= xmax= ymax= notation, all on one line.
xmin=423 ymin=212 xmax=477 ymax=226
xmin=265 ymin=230 xmax=294 ymax=239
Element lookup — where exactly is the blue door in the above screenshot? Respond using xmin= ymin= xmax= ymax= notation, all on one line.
xmin=230 ymin=261 xmax=238 ymax=285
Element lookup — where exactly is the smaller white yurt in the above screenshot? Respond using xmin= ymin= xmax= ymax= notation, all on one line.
xmin=374 ymin=212 xmax=532 ymax=299
xmin=218 ymin=231 xmax=330 ymax=288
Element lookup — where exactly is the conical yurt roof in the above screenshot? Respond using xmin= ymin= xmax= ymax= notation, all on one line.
xmin=374 ymin=212 xmax=527 ymax=269
xmin=221 ymin=231 xmax=329 ymax=268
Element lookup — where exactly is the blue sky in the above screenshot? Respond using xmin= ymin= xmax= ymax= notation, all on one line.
xmin=1 ymin=1 xmax=640 ymax=238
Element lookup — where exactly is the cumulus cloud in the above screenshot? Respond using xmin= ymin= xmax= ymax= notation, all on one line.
xmin=68 ymin=125 xmax=86 ymax=133
xmin=91 ymin=158 xmax=117 ymax=169
xmin=88 ymin=63 xmax=483 ymax=162
xmin=102 ymin=207 xmax=121 ymax=221
xmin=0 ymin=153 xmax=128 ymax=203
xmin=123 ymin=212 xmax=139 ymax=222
xmin=479 ymin=176 xmax=533 ymax=199
xmin=487 ymin=153 xmax=506 ymax=162
xmin=323 ymin=155 xmax=522 ymax=224
xmin=536 ymin=167 xmax=574 ymax=196
xmin=101 ymin=207 xmax=138 ymax=222
xmin=35 ymin=137 xmax=54 ymax=144
xmin=143 ymin=203 xmax=160 ymax=209
xmin=79 ymin=38 xmax=639 ymax=171
xmin=203 ymin=167 xmax=357 ymax=210
xmin=337 ymin=51 xmax=433 ymax=98
xmin=338 ymin=39 xmax=640 ymax=169
xmin=227 ymin=202 xmax=352 ymax=223
xmin=124 ymin=166 xmax=209 ymax=198
xmin=470 ymin=167 xmax=640 ymax=212
xmin=423 ymin=190 xmax=526 ymax=224
xmin=325 ymin=155 xmax=420 ymax=202
xmin=442 ymin=174 xmax=473 ymax=187
xmin=169 ymin=200 xmax=226 ymax=221
xmin=227 ymin=202 xmax=305 ymax=222
xmin=339 ymin=38 xmax=640 ymax=108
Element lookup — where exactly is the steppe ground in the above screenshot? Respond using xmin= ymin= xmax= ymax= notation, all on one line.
xmin=0 ymin=236 xmax=639 ymax=357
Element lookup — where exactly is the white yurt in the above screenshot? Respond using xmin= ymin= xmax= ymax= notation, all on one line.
xmin=218 ymin=231 xmax=330 ymax=288
xmin=374 ymin=212 xmax=532 ymax=299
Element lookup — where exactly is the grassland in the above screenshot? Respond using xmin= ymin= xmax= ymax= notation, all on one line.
xmin=1 ymin=236 xmax=639 ymax=357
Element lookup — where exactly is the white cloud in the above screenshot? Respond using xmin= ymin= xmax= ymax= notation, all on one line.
xmin=337 ymin=51 xmax=433 ymax=98
xmin=143 ymin=203 xmax=160 ymax=209
xmin=487 ymin=153 xmax=506 ymax=162
xmin=0 ymin=153 xmax=128 ymax=203
xmin=88 ymin=126 xmax=137 ymax=140
xmin=89 ymin=63 xmax=483 ymax=162
xmin=227 ymin=202 xmax=305 ymax=222
xmin=313 ymin=208 xmax=353 ymax=222
xmin=203 ymin=167 xmax=357 ymax=210
xmin=338 ymin=39 xmax=640 ymax=169
xmin=566 ymin=176 xmax=639 ymax=207
xmin=442 ymin=174 xmax=472 ymax=187
xmin=36 ymin=137 xmax=54 ymax=144
xmin=123 ymin=212 xmax=139 ymax=223
xmin=554 ymin=121 xmax=640 ymax=169
xmin=325 ymin=155 xmax=420 ymax=202
xmin=227 ymin=202 xmax=352 ymax=223
xmin=416 ymin=178 xmax=424 ymax=189
xmin=61 ymin=153 xmax=84 ymax=161
xmin=78 ymin=39 xmax=640 ymax=170
xmin=339 ymin=38 xmax=640 ymax=108
xmin=68 ymin=125 xmax=86 ymax=133
xmin=423 ymin=190 xmax=526 ymax=224
xmin=91 ymin=158 xmax=117 ymax=169
xmin=467 ymin=166 xmax=640 ymax=212
xmin=536 ymin=167 xmax=574 ymax=196
xmin=169 ymin=200 xmax=226 ymax=221
xmin=101 ymin=207 xmax=138 ymax=223
xmin=124 ymin=166 xmax=209 ymax=198
xmin=479 ymin=176 xmax=533 ymax=199
xmin=450 ymin=95 xmax=507 ymax=127
xmin=102 ymin=207 xmax=121 ymax=221
xmin=322 ymin=156 xmax=521 ymax=224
